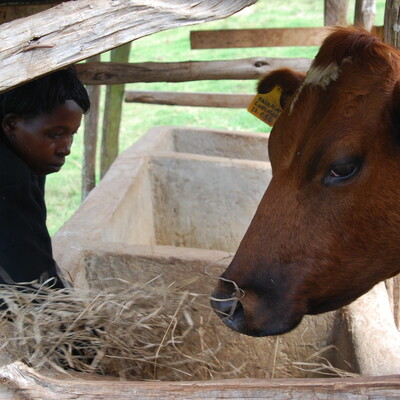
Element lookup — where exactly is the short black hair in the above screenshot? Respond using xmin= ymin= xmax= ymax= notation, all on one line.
xmin=0 ymin=66 xmax=90 ymax=122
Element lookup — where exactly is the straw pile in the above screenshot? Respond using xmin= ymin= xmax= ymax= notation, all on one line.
xmin=0 ymin=278 xmax=243 ymax=381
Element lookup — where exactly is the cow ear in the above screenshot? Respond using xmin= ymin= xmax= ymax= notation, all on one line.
xmin=257 ymin=68 xmax=305 ymax=110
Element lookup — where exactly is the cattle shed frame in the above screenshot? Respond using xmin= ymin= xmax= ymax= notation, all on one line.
xmin=0 ymin=0 xmax=400 ymax=398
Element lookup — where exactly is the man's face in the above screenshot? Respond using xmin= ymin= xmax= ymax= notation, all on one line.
xmin=3 ymin=100 xmax=83 ymax=176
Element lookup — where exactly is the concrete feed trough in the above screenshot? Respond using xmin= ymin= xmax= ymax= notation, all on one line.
xmin=50 ymin=126 xmax=400 ymax=379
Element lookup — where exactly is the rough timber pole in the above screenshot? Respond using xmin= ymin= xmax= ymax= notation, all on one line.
xmin=0 ymin=0 xmax=258 ymax=93
xmin=324 ymin=0 xmax=349 ymax=25
xmin=354 ymin=0 xmax=376 ymax=31
xmin=82 ymin=55 xmax=101 ymax=200
xmin=384 ymin=0 xmax=400 ymax=48
xmin=100 ymin=43 xmax=131 ymax=178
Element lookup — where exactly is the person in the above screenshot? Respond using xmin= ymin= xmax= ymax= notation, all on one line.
xmin=0 ymin=67 xmax=90 ymax=288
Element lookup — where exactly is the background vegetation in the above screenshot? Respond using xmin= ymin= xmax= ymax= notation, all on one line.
xmin=45 ymin=0 xmax=385 ymax=235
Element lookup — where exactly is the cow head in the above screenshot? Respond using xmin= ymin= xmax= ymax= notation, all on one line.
xmin=211 ymin=27 xmax=400 ymax=337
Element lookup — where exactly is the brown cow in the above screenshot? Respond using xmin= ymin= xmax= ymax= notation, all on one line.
xmin=211 ymin=26 xmax=400 ymax=337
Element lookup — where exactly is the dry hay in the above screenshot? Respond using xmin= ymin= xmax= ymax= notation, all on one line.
xmin=0 ymin=277 xmax=245 ymax=381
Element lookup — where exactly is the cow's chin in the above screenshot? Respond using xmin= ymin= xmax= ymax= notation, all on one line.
xmin=210 ymin=294 xmax=305 ymax=337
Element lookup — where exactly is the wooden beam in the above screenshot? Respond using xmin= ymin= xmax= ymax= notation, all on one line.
xmin=1 ymin=362 xmax=400 ymax=400
xmin=0 ymin=0 xmax=257 ymax=93
xmin=354 ymin=0 xmax=376 ymax=31
xmin=75 ymin=57 xmax=312 ymax=85
xmin=125 ymin=91 xmax=254 ymax=108
xmin=82 ymin=55 xmax=101 ymax=200
xmin=100 ymin=43 xmax=131 ymax=179
xmin=190 ymin=27 xmax=331 ymax=49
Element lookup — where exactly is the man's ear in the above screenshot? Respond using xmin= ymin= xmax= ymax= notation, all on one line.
xmin=257 ymin=68 xmax=305 ymax=110
xmin=2 ymin=114 xmax=19 ymax=140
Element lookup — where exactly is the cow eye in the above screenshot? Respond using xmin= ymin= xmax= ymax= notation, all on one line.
xmin=323 ymin=159 xmax=361 ymax=186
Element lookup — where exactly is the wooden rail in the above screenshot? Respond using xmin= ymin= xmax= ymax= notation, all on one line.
xmin=1 ymin=362 xmax=400 ymax=400
xmin=190 ymin=27 xmax=331 ymax=49
xmin=76 ymin=57 xmax=312 ymax=85
xmin=125 ymin=91 xmax=254 ymax=108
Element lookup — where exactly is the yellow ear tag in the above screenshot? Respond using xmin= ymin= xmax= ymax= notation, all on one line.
xmin=247 ymin=85 xmax=283 ymax=127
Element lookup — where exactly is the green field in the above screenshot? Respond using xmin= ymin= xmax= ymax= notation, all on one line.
xmin=45 ymin=0 xmax=386 ymax=235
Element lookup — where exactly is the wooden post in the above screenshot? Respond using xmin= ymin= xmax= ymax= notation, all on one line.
xmin=324 ymin=0 xmax=349 ymax=26
xmin=384 ymin=0 xmax=400 ymax=48
xmin=100 ymin=43 xmax=131 ymax=179
xmin=354 ymin=0 xmax=376 ymax=31
xmin=82 ymin=55 xmax=101 ymax=200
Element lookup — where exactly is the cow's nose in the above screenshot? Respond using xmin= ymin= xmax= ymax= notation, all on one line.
xmin=210 ymin=280 xmax=247 ymax=333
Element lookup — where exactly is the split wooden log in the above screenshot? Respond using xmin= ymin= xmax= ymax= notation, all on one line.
xmin=125 ymin=90 xmax=254 ymax=108
xmin=190 ymin=27 xmax=331 ymax=49
xmin=75 ymin=57 xmax=313 ymax=85
xmin=0 ymin=361 xmax=400 ymax=400
xmin=0 ymin=0 xmax=257 ymax=93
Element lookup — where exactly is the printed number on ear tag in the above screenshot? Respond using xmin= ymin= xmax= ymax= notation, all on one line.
xmin=247 ymin=85 xmax=283 ymax=127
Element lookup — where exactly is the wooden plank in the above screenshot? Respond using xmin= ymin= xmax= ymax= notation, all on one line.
xmin=190 ymin=27 xmax=331 ymax=49
xmin=0 ymin=0 xmax=257 ymax=93
xmin=1 ymin=362 xmax=400 ymax=400
xmin=82 ymin=55 xmax=101 ymax=200
xmin=100 ymin=43 xmax=131 ymax=178
xmin=75 ymin=57 xmax=312 ymax=85
xmin=354 ymin=0 xmax=376 ymax=31
xmin=125 ymin=91 xmax=254 ymax=108
xmin=324 ymin=0 xmax=349 ymax=26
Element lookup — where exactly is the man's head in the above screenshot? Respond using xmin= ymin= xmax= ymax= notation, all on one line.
xmin=0 ymin=67 xmax=90 ymax=176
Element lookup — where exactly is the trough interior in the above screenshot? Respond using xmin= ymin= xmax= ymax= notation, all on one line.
xmin=169 ymin=128 xmax=269 ymax=161
xmin=80 ymin=247 xmax=357 ymax=379
xmin=104 ymin=154 xmax=272 ymax=253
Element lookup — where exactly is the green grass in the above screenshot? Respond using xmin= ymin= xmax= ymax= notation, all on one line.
xmin=45 ymin=0 xmax=386 ymax=235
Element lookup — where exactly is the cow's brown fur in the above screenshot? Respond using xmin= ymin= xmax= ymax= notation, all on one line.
xmin=211 ymin=27 xmax=400 ymax=337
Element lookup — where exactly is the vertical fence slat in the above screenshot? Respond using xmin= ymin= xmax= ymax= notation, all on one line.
xmin=100 ymin=43 xmax=132 ymax=179
xmin=82 ymin=55 xmax=101 ymax=200
xmin=354 ymin=0 xmax=376 ymax=31
xmin=324 ymin=0 xmax=350 ymax=26
xmin=384 ymin=0 xmax=400 ymax=48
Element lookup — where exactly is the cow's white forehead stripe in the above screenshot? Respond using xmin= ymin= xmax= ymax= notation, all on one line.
xmin=289 ymin=62 xmax=341 ymax=115
xmin=304 ymin=62 xmax=340 ymax=88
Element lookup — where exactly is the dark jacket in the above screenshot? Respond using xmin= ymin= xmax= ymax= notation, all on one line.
xmin=0 ymin=134 xmax=64 ymax=287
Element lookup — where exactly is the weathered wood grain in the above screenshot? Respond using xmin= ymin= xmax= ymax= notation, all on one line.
xmin=82 ymin=55 xmax=101 ymax=200
xmin=190 ymin=27 xmax=331 ymax=49
xmin=125 ymin=90 xmax=254 ymax=108
xmin=0 ymin=0 xmax=257 ymax=92
xmin=75 ymin=57 xmax=312 ymax=85
xmin=324 ymin=0 xmax=349 ymax=26
xmin=384 ymin=0 xmax=400 ymax=48
xmin=0 ymin=362 xmax=400 ymax=400
xmin=354 ymin=0 xmax=376 ymax=31
xmin=100 ymin=43 xmax=131 ymax=178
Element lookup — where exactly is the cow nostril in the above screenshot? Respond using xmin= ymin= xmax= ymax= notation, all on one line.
xmin=210 ymin=294 xmax=241 ymax=318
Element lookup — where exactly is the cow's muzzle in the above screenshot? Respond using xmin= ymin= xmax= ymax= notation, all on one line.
xmin=210 ymin=281 xmax=247 ymax=334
